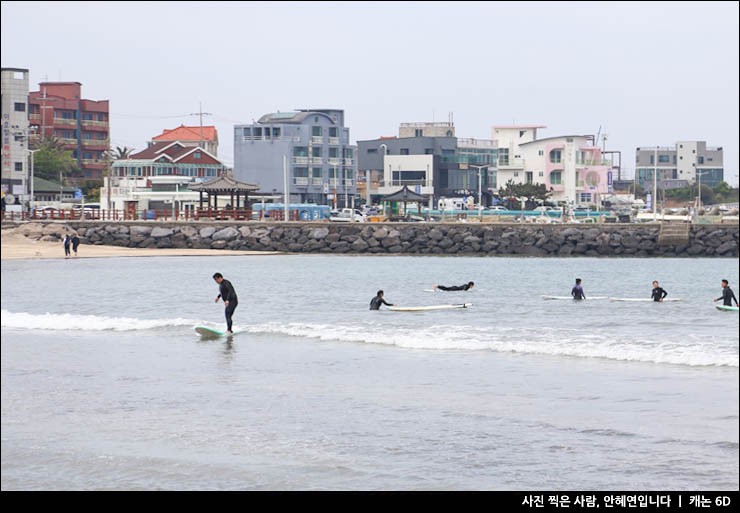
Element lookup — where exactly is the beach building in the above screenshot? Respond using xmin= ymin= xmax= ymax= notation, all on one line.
xmin=635 ymin=142 xmax=724 ymax=191
xmin=493 ymin=125 xmax=613 ymax=207
xmin=357 ymin=120 xmax=497 ymax=207
xmin=102 ymin=140 xmax=227 ymax=215
xmin=1 ymin=67 xmax=30 ymax=205
xmin=150 ymin=124 xmax=219 ymax=157
xmin=233 ymin=109 xmax=357 ymax=207
xmin=28 ymin=81 xmax=110 ymax=183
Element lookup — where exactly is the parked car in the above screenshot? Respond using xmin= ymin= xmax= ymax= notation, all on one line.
xmin=31 ymin=206 xmax=60 ymax=219
xmin=533 ymin=206 xmax=555 ymax=212
xmin=72 ymin=202 xmax=101 ymax=219
xmin=329 ymin=208 xmax=367 ymax=222
xmin=486 ymin=206 xmax=509 ymax=212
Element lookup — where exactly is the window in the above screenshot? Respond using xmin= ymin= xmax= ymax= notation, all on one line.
xmin=312 ymin=126 xmax=323 ymax=137
xmin=650 ymin=155 xmax=654 ymax=164
xmin=538 ymin=171 xmax=544 ymax=177
xmin=311 ymin=167 xmax=322 ymax=178
xmin=344 ymin=148 xmax=353 ymax=159
xmin=415 ymin=129 xmax=423 ymax=137
xmin=293 ymin=147 xmax=308 ymax=157
xmin=549 ymin=150 xmax=562 ymax=164
xmin=513 ymin=172 xmax=519 ymax=177
xmin=293 ymin=167 xmax=308 ymax=177
xmin=498 ymin=149 xmax=509 ymax=166
xmin=194 ymin=152 xmax=201 ymax=159
xmin=698 ymin=156 xmax=704 ymax=164
xmin=14 ymin=102 xmax=25 ymax=112
xmin=538 ymin=150 xmax=544 ymax=156
xmin=579 ymin=193 xmax=592 ymax=203
xmin=329 ymin=147 xmax=338 ymax=158
xmin=243 ymin=128 xmax=251 ymax=137
xmin=367 ymin=148 xmax=378 ymax=154
xmin=329 ymin=127 xmax=338 ymax=138
xmin=519 ymin=130 xmax=525 ymax=138
xmin=272 ymin=128 xmax=281 ymax=138
xmin=400 ymin=148 xmax=409 ymax=155
xmin=311 ymin=147 xmax=322 ymax=157
xmin=550 ymin=170 xmax=562 ymax=185
xmin=658 ymin=155 xmax=670 ymax=163
xmin=425 ymin=148 xmax=433 ymax=154
xmin=15 ymin=162 xmax=23 ymax=171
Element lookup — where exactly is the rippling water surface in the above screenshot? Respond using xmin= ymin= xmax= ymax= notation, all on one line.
xmin=2 ymin=255 xmax=738 ymax=490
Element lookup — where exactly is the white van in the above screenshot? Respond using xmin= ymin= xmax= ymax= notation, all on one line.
xmin=438 ymin=198 xmax=466 ymax=210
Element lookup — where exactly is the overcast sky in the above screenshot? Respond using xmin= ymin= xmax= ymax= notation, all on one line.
xmin=2 ymin=1 xmax=738 ymax=185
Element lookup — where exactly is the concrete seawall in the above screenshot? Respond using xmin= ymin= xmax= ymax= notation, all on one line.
xmin=5 ymin=221 xmax=738 ymax=257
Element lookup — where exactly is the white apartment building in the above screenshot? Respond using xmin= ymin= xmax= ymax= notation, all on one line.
xmin=492 ymin=125 xmax=611 ymax=206
xmin=1 ymin=68 xmax=30 ymax=204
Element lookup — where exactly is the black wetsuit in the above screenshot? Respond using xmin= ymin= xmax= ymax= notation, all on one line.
xmin=651 ymin=287 xmax=668 ymax=302
xmin=370 ymin=296 xmax=393 ymax=310
xmin=437 ymin=284 xmax=472 ymax=291
xmin=217 ymin=279 xmax=238 ymax=331
xmin=71 ymin=235 xmax=80 ymax=254
xmin=571 ymin=285 xmax=586 ymax=300
xmin=717 ymin=287 xmax=738 ymax=307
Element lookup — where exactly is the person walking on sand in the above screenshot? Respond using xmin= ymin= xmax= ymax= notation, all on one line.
xmin=651 ymin=280 xmax=668 ymax=302
xmin=370 ymin=290 xmax=394 ymax=310
xmin=213 ymin=272 xmax=238 ymax=334
xmin=71 ymin=234 xmax=80 ymax=256
xmin=63 ymin=234 xmax=71 ymax=258
xmin=714 ymin=279 xmax=739 ymax=307
xmin=433 ymin=281 xmax=475 ymax=292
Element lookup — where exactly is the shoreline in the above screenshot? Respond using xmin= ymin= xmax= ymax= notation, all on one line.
xmin=1 ymin=231 xmax=279 ymax=260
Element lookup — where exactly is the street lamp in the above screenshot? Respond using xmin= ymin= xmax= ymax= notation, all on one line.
xmin=27 ymin=149 xmax=39 ymax=212
xmin=470 ymin=164 xmax=488 ymax=221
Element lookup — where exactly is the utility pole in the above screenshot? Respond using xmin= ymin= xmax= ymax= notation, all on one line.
xmin=189 ymin=102 xmax=213 ymax=151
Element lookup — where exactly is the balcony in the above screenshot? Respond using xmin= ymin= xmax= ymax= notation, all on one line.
xmin=311 ymin=178 xmax=323 ymax=186
xmin=81 ymin=120 xmax=109 ymax=131
xmin=53 ymin=118 xmax=77 ymax=126
xmin=82 ymin=139 xmax=107 ymax=147
xmin=328 ymin=137 xmax=340 ymax=145
xmin=292 ymin=156 xmax=309 ymax=165
xmin=497 ymin=158 xmax=526 ymax=169
xmin=310 ymin=136 xmax=324 ymax=144
xmin=293 ymin=177 xmax=309 ymax=186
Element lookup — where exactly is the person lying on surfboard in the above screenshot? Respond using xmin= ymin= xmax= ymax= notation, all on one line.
xmin=714 ymin=279 xmax=738 ymax=307
xmin=433 ymin=281 xmax=475 ymax=291
xmin=370 ymin=290 xmax=394 ymax=310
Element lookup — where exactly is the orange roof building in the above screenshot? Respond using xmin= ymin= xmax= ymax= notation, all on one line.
xmin=150 ymin=125 xmax=219 ymax=157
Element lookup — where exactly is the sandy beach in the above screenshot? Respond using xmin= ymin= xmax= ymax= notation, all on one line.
xmin=0 ymin=228 xmax=276 ymax=260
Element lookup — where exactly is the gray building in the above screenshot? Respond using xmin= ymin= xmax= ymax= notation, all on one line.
xmin=1 ymin=68 xmax=30 ymax=203
xmin=635 ymin=141 xmax=724 ymax=190
xmin=233 ymin=109 xmax=357 ymax=206
xmin=358 ymin=122 xmax=497 ymax=205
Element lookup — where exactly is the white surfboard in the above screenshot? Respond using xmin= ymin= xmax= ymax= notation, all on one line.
xmin=541 ymin=295 xmax=608 ymax=300
xmin=609 ymin=297 xmax=682 ymax=302
xmin=387 ymin=303 xmax=472 ymax=312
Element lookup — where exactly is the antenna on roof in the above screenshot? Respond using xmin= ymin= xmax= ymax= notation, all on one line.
xmin=189 ymin=102 xmax=213 ymax=150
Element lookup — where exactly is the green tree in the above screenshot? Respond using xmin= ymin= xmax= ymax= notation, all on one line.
xmin=31 ymin=137 xmax=79 ymax=183
xmin=498 ymin=179 xmax=552 ymax=208
xmin=713 ymin=181 xmax=731 ymax=196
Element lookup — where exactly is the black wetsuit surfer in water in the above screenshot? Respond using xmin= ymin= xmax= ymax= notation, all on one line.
xmin=434 ymin=281 xmax=475 ymax=291
xmin=213 ymin=272 xmax=238 ymax=333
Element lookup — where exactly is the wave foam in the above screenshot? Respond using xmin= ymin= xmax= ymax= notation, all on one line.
xmin=1 ymin=310 xmax=197 ymax=332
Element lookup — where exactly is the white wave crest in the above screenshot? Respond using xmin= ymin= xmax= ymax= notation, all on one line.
xmin=243 ymin=322 xmax=739 ymax=368
xmin=1 ymin=310 xmax=198 ymax=332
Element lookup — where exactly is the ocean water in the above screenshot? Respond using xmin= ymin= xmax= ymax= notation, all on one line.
xmin=1 ymin=254 xmax=738 ymax=490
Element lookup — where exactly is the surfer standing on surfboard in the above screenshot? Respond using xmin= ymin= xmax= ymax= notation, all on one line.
xmin=433 ymin=281 xmax=474 ymax=291
xmin=213 ymin=272 xmax=239 ymax=334
xmin=714 ymin=279 xmax=738 ymax=307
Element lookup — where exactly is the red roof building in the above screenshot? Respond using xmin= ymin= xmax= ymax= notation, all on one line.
xmin=150 ymin=125 xmax=219 ymax=157
xmin=28 ymin=82 xmax=109 ymax=183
